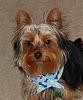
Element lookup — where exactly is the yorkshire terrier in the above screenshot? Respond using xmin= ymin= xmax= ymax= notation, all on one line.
xmin=12 ymin=8 xmax=83 ymax=100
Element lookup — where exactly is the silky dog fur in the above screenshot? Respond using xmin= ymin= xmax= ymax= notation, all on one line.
xmin=12 ymin=8 xmax=83 ymax=100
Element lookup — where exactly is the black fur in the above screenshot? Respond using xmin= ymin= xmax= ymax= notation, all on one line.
xmin=12 ymin=37 xmax=20 ymax=59
xmin=12 ymin=33 xmax=27 ymax=74
xmin=12 ymin=29 xmax=83 ymax=89
xmin=62 ymin=38 xmax=83 ymax=89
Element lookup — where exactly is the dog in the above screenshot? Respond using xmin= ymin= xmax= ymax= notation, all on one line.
xmin=12 ymin=8 xmax=83 ymax=100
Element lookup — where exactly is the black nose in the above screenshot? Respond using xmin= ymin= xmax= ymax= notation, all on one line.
xmin=34 ymin=52 xmax=42 ymax=59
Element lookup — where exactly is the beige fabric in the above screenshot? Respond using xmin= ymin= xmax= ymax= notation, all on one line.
xmin=0 ymin=0 xmax=83 ymax=100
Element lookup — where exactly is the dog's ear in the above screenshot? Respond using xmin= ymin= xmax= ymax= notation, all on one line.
xmin=16 ymin=10 xmax=33 ymax=29
xmin=46 ymin=8 xmax=62 ymax=29
xmin=12 ymin=10 xmax=33 ymax=66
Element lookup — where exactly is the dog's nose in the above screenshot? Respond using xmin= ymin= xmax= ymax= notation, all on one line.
xmin=34 ymin=52 xmax=42 ymax=59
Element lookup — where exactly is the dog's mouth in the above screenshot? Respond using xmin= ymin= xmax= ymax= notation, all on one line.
xmin=22 ymin=53 xmax=59 ymax=77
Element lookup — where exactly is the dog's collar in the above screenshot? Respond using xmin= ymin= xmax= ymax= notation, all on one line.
xmin=27 ymin=65 xmax=64 ymax=94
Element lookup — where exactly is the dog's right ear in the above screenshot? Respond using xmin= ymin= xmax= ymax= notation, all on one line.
xmin=12 ymin=10 xmax=33 ymax=66
xmin=16 ymin=10 xmax=33 ymax=29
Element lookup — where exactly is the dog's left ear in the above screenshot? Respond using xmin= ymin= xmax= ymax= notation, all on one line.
xmin=16 ymin=10 xmax=33 ymax=29
xmin=46 ymin=8 xmax=62 ymax=29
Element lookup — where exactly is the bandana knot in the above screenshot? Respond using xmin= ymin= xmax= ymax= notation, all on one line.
xmin=27 ymin=66 xmax=64 ymax=93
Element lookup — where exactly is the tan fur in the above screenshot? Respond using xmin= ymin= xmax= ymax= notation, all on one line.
xmin=12 ymin=8 xmax=83 ymax=100
xmin=22 ymin=76 xmax=78 ymax=100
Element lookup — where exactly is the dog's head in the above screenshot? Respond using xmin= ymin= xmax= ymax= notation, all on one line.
xmin=12 ymin=8 xmax=67 ymax=76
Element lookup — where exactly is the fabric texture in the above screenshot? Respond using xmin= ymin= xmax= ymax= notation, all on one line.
xmin=27 ymin=66 xmax=64 ymax=93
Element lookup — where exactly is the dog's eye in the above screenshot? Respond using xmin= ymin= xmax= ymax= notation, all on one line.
xmin=26 ymin=40 xmax=33 ymax=46
xmin=45 ymin=40 xmax=52 ymax=45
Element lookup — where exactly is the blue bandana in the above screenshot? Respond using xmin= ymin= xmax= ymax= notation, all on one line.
xmin=27 ymin=66 xmax=64 ymax=94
